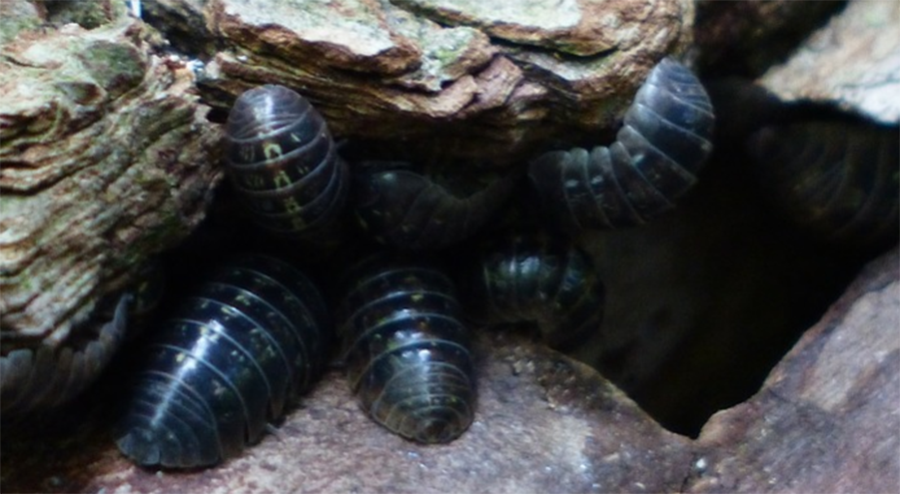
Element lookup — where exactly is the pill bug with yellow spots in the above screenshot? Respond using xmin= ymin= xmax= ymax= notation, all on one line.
xmin=1 ymin=294 xmax=130 ymax=417
xmin=337 ymin=256 xmax=475 ymax=444
xmin=747 ymin=120 xmax=899 ymax=249
xmin=466 ymin=234 xmax=605 ymax=351
xmin=529 ymin=57 xmax=715 ymax=230
xmin=353 ymin=162 xmax=515 ymax=250
xmin=115 ymin=254 xmax=331 ymax=468
xmin=224 ymin=85 xmax=348 ymax=242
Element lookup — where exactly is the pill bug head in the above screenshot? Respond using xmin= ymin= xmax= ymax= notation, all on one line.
xmin=336 ymin=255 xmax=476 ymax=444
xmin=529 ymin=57 xmax=715 ymax=231
xmin=224 ymin=85 xmax=348 ymax=243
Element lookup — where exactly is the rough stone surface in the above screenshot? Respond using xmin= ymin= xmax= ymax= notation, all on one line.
xmin=0 ymin=332 xmax=694 ymax=494
xmin=759 ymin=0 xmax=900 ymax=124
xmin=693 ymin=0 xmax=844 ymax=78
xmin=687 ymin=247 xmax=900 ymax=494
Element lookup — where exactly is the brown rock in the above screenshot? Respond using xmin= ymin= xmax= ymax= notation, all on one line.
xmin=688 ymin=247 xmax=900 ymax=493
xmin=1 ymin=332 xmax=694 ymax=493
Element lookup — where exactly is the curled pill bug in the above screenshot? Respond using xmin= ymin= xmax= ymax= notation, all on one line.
xmin=353 ymin=161 xmax=514 ymax=250
xmin=224 ymin=85 xmax=348 ymax=242
xmin=747 ymin=120 xmax=899 ymax=249
xmin=1 ymin=294 xmax=130 ymax=417
xmin=529 ymin=57 xmax=715 ymax=231
xmin=465 ymin=233 xmax=606 ymax=351
xmin=337 ymin=256 xmax=475 ymax=444
xmin=114 ymin=254 xmax=330 ymax=468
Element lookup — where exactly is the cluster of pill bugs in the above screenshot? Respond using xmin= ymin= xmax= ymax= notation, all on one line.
xmin=108 ymin=57 xmax=717 ymax=468
xmin=5 ymin=55 xmax=896 ymax=470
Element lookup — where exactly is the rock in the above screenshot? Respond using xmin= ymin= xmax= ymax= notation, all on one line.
xmin=688 ymin=247 xmax=900 ymax=493
xmin=758 ymin=0 xmax=900 ymax=124
xmin=0 ymin=332 xmax=694 ymax=493
xmin=693 ymin=0 xmax=844 ymax=78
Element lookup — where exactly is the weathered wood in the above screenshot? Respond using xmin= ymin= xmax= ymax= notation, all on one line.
xmin=157 ymin=0 xmax=695 ymax=162
xmin=0 ymin=1 xmax=222 ymax=412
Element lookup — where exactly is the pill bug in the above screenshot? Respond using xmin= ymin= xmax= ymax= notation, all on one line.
xmin=353 ymin=161 xmax=515 ymax=250
xmin=747 ymin=120 xmax=899 ymax=249
xmin=529 ymin=57 xmax=715 ymax=231
xmin=225 ymin=85 xmax=348 ymax=242
xmin=337 ymin=256 xmax=475 ymax=444
xmin=115 ymin=254 xmax=331 ymax=468
xmin=465 ymin=234 xmax=605 ymax=351
xmin=1 ymin=293 xmax=130 ymax=416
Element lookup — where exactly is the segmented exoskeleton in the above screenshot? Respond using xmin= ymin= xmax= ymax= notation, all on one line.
xmin=0 ymin=294 xmax=130 ymax=416
xmin=337 ymin=257 xmax=475 ymax=443
xmin=466 ymin=234 xmax=605 ymax=350
xmin=353 ymin=162 xmax=514 ymax=250
xmin=115 ymin=255 xmax=330 ymax=468
xmin=747 ymin=120 xmax=899 ymax=249
xmin=529 ymin=57 xmax=715 ymax=230
xmin=225 ymin=85 xmax=348 ymax=241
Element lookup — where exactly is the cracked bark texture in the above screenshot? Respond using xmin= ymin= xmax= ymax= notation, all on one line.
xmin=1 ymin=3 xmax=221 ymax=363
xmin=146 ymin=0 xmax=695 ymax=163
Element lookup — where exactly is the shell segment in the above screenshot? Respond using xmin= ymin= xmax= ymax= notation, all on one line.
xmin=337 ymin=258 xmax=475 ymax=444
xmin=115 ymin=254 xmax=331 ymax=468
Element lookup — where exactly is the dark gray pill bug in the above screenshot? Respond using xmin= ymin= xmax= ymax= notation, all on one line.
xmin=353 ymin=161 xmax=514 ymax=250
xmin=115 ymin=254 xmax=330 ymax=469
xmin=467 ymin=234 xmax=605 ymax=351
xmin=224 ymin=85 xmax=348 ymax=241
xmin=1 ymin=293 xmax=130 ymax=416
xmin=337 ymin=257 xmax=475 ymax=444
xmin=747 ymin=120 xmax=899 ymax=249
xmin=529 ymin=57 xmax=715 ymax=231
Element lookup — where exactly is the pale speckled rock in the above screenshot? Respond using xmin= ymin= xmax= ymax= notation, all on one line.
xmin=758 ymin=0 xmax=900 ymax=124
xmin=0 ymin=0 xmax=43 ymax=45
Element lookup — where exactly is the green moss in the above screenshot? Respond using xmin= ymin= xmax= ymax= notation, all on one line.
xmin=0 ymin=14 xmax=41 ymax=47
xmin=77 ymin=42 xmax=146 ymax=99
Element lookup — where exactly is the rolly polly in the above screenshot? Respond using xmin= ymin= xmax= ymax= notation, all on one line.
xmin=1 ymin=294 xmax=130 ymax=417
xmin=353 ymin=162 xmax=514 ymax=250
xmin=529 ymin=57 xmax=715 ymax=230
xmin=224 ymin=85 xmax=348 ymax=241
xmin=115 ymin=255 xmax=331 ymax=468
xmin=465 ymin=234 xmax=605 ymax=350
xmin=747 ymin=120 xmax=899 ymax=248
xmin=337 ymin=257 xmax=475 ymax=443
